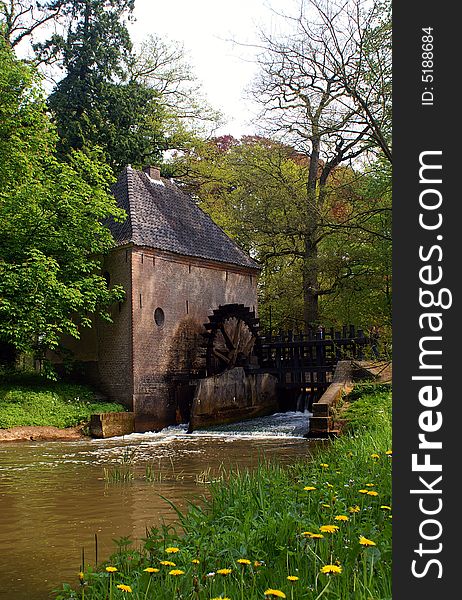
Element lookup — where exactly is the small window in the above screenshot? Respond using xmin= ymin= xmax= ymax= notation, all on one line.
xmin=154 ymin=307 xmax=165 ymax=327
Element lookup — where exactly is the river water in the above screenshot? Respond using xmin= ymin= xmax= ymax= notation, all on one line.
xmin=0 ymin=412 xmax=318 ymax=599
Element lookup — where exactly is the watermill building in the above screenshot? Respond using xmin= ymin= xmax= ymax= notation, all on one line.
xmin=67 ymin=165 xmax=260 ymax=432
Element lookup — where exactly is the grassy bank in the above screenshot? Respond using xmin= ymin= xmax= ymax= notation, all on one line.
xmin=0 ymin=372 xmax=125 ymax=429
xmin=55 ymin=385 xmax=392 ymax=600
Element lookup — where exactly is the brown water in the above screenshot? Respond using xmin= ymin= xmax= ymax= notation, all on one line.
xmin=0 ymin=412 xmax=318 ymax=600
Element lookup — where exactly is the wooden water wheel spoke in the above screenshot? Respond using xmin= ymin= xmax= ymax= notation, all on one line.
xmin=219 ymin=323 xmax=235 ymax=351
xmin=204 ymin=305 xmax=262 ymax=376
xmin=212 ymin=347 xmax=232 ymax=364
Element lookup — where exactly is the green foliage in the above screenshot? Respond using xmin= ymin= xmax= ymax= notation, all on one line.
xmin=0 ymin=374 xmax=124 ymax=428
xmin=173 ymin=136 xmax=391 ymax=333
xmin=0 ymin=42 xmax=125 ymax=357
xmin=54 ymin=388 xmax=392 ymax=599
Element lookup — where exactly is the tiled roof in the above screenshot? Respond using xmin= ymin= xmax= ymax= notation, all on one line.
xmin=108 ymin=167 xmax=259 ymax=270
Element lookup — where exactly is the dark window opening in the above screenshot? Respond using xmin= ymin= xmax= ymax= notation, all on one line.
xmin=103 ymin=271 xmax=111 ymax=287
xmin=154 ymin=307 xmax=165 ymax=327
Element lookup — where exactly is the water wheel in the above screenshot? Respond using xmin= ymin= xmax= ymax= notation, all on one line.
xmin=203 ymin=304 xmax=261 ymax=376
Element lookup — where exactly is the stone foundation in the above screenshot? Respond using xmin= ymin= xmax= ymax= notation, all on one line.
xmin=89 ymin=412 xmax=135 ymax=438
xmin=189 ymin=367 xmax=279 ymax=431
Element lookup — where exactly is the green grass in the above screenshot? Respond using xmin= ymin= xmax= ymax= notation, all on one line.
xmin=0 ymin=372 xmax=125 ymax=429
xmin=53 ymin=385 xmax=392 ymax=599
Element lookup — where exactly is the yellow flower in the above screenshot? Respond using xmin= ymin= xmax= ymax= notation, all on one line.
xmin=385 ymin=449 xmax=392 ymax=455
xmin=165 ymin=547 xmax=180 ymax=553
xmin=371 ymin=453 xmax=380 ymax=459
xmin=168 ymin=569 xmax=185 ymax=576
xmin=301 ymin=531 xmax=313 ymax=536
xmin=359 ymin=536 xmax=376 ymax=546
xmin=78 ymin=572 xmax=84 ymax=583
xmin=334 ymin=515 xmax=349 ymax=521
xmin=254 ymin=560 xmax=264 ymax=567
xmin=116 ymin=584 xmax=132 ymax=593
xmin=105 ymin=566 xmax=117 ymax=573
xmin=380 ymin=505 xmax=392 ymax=511
xmin=144 ymin=567 xmax=159 ymax=573
xmin=320 ymin=463 xmax=329 ymax=468
xmin=358 ymin=489 xmax=368 ymax=494
xmin=367 ymin=491 xmax=379 ymax=496
xmin=349 ymin=505 xmax=360 ymax=513
xmin=319 ymin=525 xmax=339 ymax=533
xmin=211 ymin=597 xmax=231 ymax=600
xmin=160 ymin=560 xmax=176 ymax=566
xmin=309 ymin=533 xmax=324 ymax=539
xmin=264 ymin=589 xmax=287 ymax=598
xmin=191 ymin=559 xmax=200 ymax=564
xmin=320 ymin=564 xmax=342 ymax=574
xmin=217 ymin=568 xmax=232 ymax=575
xmin=322 ymin=504 xmax=331 ymax=508
xmin=237 ymin=558 xmax=251 ymax=565
xmin=303 ymin=486 xmax=316 ymax=491
xmin=287 ymin=575 xmax=299 ymax=581
xmin=365 ymin=483 xmax=375 ymax=487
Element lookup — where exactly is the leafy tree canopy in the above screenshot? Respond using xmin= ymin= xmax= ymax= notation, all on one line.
xmin=0 ymin=42 xmax=125 ymax=361
xmin=172 ymin=136 xmax=391 ymax=333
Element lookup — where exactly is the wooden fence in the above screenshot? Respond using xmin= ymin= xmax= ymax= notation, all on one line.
xmin=255 ymin=325 xmax=370 ymax=406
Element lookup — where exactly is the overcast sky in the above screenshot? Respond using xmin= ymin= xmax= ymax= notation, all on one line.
xmin=129 ymin=0 xmax=295 ymax=137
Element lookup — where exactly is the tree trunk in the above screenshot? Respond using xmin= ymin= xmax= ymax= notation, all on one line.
xmin=302 ymin=136 xmax=321 ymax=330
xmin=302 ymin=234 xmax=319 ymax=328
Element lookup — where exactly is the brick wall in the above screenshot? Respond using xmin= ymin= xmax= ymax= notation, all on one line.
xmin=97 ymin=246 xmax=134 ymax=407
xmin=130 ymin=246 xmax=259 ymax=431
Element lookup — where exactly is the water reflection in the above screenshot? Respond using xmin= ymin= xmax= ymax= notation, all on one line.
xmin=0 ymin=412 xmax=319 ymax=599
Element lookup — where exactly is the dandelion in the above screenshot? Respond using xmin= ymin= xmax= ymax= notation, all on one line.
xmin=254 ymin=561 xmax=264 ymax=568
xmin=105 ymin=566 xmax=117 ymax=573
xmin=116 ymin=584 xmax=132 ymax=593
xmin=319 ymin=525 xmax=339 ymax=533
xmin=264 ymin=589 xmax=286 ymax=598
xmin=192 ymin=559 xmax=200 ymax=564
xmin=211 ymin=597 xmax=231 ymax=600
xmin=309 ymin=533 xmax=324 ymax=539
xmin=334 ymin=515 xmax=349 ymax=521
xmin=320 ymin=463 xmax=329 ymax=468
xmin=165 ymin=547 xmax=180 ymax=554
xmin=301 ymin=531 xmax=313 ymax=536
xmin=169 ymin=569 xmax=185 ymax=576
xmin=381 ymin=505 xmax=392 ymax=511
xmin=367 ymin=491 xmax=379 ymax=496
xmin=322 ymin=504 xmax=331 ymax=508
xmin=217 ymin=568 xmax=232 ymax=575
xmin=371 ymin=453 xmax=380 ymax=459
xmin=386 ymin=449 xmax=393 ymax=455
xmin=303 ymin=486 xmax=316 ymax=491
xmin=287 ymin=575 xmax=299 ymax=581
xmin=358 ymin=489 xmax=368 ymax=494
xmin=320 ymin=564 xmax=342 ymax=574
xmin=160 ymin=560 xmax=176 ymax=566
xmin=349 ymin=505 xmax=360 ymax=513
xmin=359 ymin=536 xmax=376 ymax=546
xmin=365 ymin=483 xmax=375 ymax=487
xmin=237 ymin=559 xmax=251 ymax=565
xmin=144 ymin=567 xmax=159 ymax=573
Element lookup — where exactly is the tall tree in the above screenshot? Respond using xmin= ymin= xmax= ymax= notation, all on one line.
xmin=251 ymin=0 xmax=391 ymax=326
xmin=0 ymin=0 xmax=65 ymax=49
xmin=173 ymin=136 xmax=391 ymax=332
xmin=0 ymin=42 xmax=125 ymax=364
